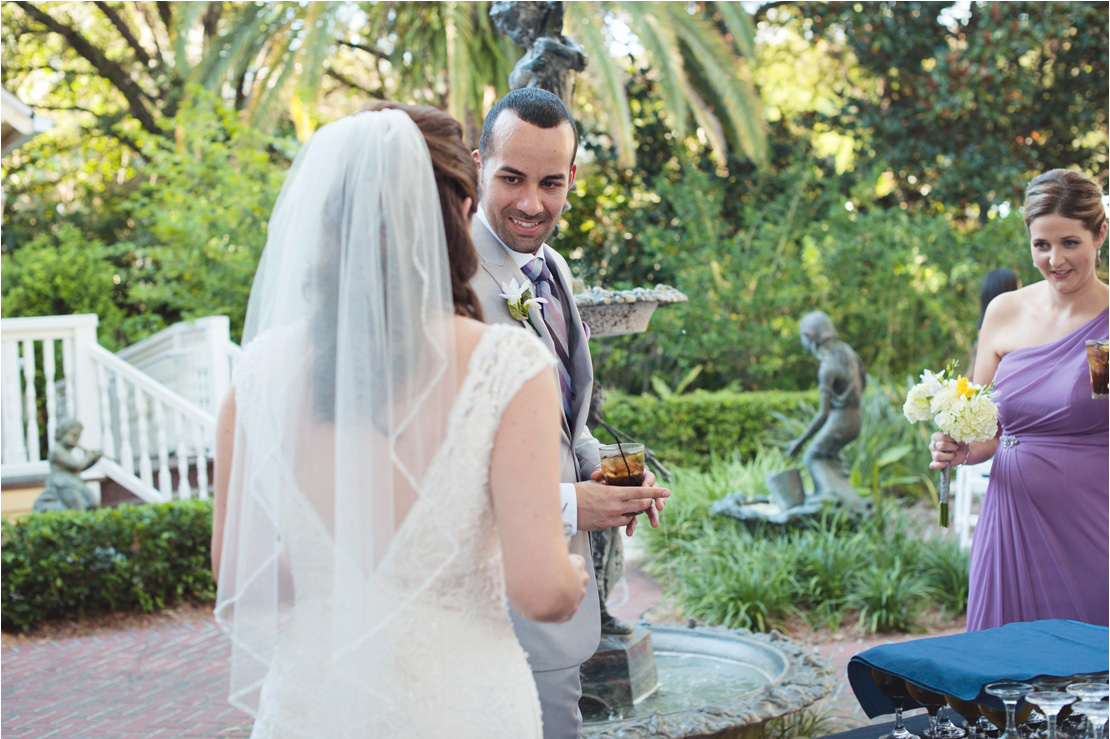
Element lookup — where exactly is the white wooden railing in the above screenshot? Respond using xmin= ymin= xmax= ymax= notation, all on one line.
xmin=2 ymin=314 xmax=221 ymax=503
xmin=954 ymin=459 xmax=992 ymax=549
xmin=1 ymin=314 xmax=100 ymax=478
xmin=115 ymin=315 xmax=235 ymax=418
xmin=88 ymin=344 xmax=215 ymax=502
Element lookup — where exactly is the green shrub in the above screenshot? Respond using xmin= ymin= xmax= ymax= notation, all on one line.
xmin=663 ymin=522 xmax=799 ymax=633
xmin=848 ymin=561 xmax=934 ymax=634
xmin=641 ymin=452 xmax=968 ymax=634
xmin=1 ymin=500 xmax=215 ymax=632
xmin=919 ymin=536 xmax=971 ymax=616
xmin=791 ymin=513 xmax=870 ymax=627
xmin=599 ymin=388 xmax=819 ymax=469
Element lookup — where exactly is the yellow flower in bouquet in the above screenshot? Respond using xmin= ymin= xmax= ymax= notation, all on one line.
xmin=903 ymin=362 xmax=999 ymax=526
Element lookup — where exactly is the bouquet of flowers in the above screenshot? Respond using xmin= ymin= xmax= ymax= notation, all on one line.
xmin=903 ymin=362 xmax=999 ymax=526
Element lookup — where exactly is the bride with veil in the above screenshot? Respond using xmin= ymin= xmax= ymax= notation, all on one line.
xmin=212 ymin=102 xmax=589 ymax=737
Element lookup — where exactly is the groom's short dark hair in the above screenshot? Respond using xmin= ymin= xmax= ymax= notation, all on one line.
xmin=479 ymin=88 xmax=578 ymax=166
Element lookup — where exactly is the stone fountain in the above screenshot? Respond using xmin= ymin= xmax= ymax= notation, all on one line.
xmin=493 ymin=4 xmax=835 ymax=735
xmin=582 ymin=624 xmax=835 ymax=739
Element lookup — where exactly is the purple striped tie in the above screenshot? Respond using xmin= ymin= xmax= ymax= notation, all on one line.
xmin=524 ymin=257 xmax=574 ymax=420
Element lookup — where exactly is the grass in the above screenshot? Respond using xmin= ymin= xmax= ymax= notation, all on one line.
xmin=642 ymin=431 xmax=968 ymax=635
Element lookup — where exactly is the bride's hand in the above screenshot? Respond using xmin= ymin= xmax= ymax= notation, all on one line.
xmin=556 ymin=554 xmax=589 ymax=623
xmin=929 ymin=432 xmax=967 ymax=471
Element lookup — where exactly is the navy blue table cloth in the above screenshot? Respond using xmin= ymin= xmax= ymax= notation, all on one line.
xmin=848 ymin=619 xmax=1109 ymax=718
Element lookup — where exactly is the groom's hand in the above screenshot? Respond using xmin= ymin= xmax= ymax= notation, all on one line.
xmin=574 ymin=474 xmax=671 ymax=534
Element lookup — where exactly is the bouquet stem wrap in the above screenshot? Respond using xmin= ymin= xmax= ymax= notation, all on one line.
xmin=938 ymin=466 xmax=950 ymax=528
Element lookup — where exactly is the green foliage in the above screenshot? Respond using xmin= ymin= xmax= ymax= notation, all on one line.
xmin=848 ymin=560 xmax=934 ymax=634
xmin=803 ymin=1 xmax=1109 ymax=217
xmin=567 ymin=84 xmax=1035 ymax=394
xmin=918 ymin=536 xmax=971 ymax=616
xmin=0 ymin=226 xmax=149 ymax=351
xmin=642 ymin=454 xmax=967 ymax=634
xmin=598 ymin=389 xmax=819 ymax=470
xmin=1 ymin=500 xmax=215 ymax=632
xmin=2 ymin=92 xmax=286 ymax=345
xmin=763 ymin=706 xmax=837 ymax=739
xmin=667 ymin=522 xmax=799 ymax=633
xmin=123 ymin=92 xmax=287 ymax=340
xmin=790 ymin=514 xmax=871 ymax=628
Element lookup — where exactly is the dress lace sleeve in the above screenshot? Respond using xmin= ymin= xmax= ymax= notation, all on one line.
xmin=474 ymin=324 xmax=557 ymax=419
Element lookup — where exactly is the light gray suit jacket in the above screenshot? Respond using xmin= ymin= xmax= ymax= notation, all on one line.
xmin=470 ymin=217 xmax=602 ymax=671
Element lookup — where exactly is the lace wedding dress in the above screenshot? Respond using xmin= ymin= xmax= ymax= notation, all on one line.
xmin=235 ymin=324 xmax=552 ymax=738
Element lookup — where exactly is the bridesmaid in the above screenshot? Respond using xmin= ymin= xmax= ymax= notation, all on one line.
xmin=930 ymin=168 xmax=1109 ymax=630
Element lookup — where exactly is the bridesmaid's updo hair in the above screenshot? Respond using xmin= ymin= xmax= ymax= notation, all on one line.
xmin=359 ymin=100 xmax=483 ymax=321
xmin=1023 ymin=169 xmax=1107 ymax=237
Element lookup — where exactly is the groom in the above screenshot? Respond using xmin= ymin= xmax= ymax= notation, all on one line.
xmin=470 ymin=88 xmax=670 ymax=738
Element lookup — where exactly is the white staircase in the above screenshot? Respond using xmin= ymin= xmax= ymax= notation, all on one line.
xmin=1 ymin=314 xmax=238 ymax=504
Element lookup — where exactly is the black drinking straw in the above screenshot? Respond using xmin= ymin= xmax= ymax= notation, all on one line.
xmin=615 ymin=440 xmax=631 ymax=476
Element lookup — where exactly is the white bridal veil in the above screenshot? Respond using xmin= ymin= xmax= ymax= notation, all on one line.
xmin=214 ymin=110 xmax=461 ymax=731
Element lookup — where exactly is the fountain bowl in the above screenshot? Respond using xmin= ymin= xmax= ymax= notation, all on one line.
xmin=575 ymin=285 xmax=688 ymax=339
xmin=582 ymin=622 xmax=834 ymax=739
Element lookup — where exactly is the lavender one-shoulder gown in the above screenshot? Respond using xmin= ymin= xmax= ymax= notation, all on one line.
xmin=967 ymin=308 xmax=1109 ymax=631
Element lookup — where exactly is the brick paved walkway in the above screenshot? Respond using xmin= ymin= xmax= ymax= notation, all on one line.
xmin=2 ymin=622 xmax=251 ymax=738
xmin=2 ymin=553 xmax=960 ymax=737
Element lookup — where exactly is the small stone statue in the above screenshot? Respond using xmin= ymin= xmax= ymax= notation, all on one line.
xmin=786 ymin=311 xmax=871 ymax=515
xmin=490 ymin=1 xmax=587 ymax=106
xmin=33 ymin=418 xmax=103 ymax=513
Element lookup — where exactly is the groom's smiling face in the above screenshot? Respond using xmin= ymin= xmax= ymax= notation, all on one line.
xmin=474 ymin=111 xmax=577 ymax=255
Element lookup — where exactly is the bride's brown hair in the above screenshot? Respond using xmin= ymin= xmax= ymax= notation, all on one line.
xmin=359 ymin=100 xmax=483 ymax=321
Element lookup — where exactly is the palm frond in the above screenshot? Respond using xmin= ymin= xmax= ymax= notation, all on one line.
xmin=564 ymin=2 xmax=635 ymax=166
xmin=665 ymin=3 xmax=766 ymax=163
xmin=189 ymin=3 xmax=271 ymax=92
xmin=296 ymin=2 xmax=337 ymax=100
xmin=713 ymin=0 xmax=757 ymax=59
xmin=621 ymin=3 xmax=690 ymax=142
xmin=171 ymin=1 xmax=209 ymax=73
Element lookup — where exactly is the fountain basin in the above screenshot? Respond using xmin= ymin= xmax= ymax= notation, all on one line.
xmin=575 ymin=285 xmax=688 ymax=339
xmin=582 ymin=623 xmax=834 ymax=739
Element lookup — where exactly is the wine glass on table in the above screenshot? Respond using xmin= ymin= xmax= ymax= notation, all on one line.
xmin=907 ymin=682 xmax=966 ymax=738
xmin=1024 ymin=691 xmax=1076 ymax=739
xmin=983 ymin=682 xmax=1034 ymax=739
xmin=1029 ymin=676 xmax=1076 ymax=733
xmin=1067 ymin=683 xmax=1110 ymax=739
xmin=977 ymin=701 xmax=1032 ymax=738
xmin=1072 ymin=701 xmax=1109 ymax=739
xmin=945 ymin=695 xmax=982 ymax=738
xmin=872 ymin=668 xmax=922 ymax=739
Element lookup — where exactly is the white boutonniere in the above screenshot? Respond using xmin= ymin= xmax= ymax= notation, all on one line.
xmin=499 ymin=278 xmax=546 ymax=336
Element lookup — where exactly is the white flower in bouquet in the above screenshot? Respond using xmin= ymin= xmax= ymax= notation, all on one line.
xmin=902 ymin=383 xmax=934 ymax=423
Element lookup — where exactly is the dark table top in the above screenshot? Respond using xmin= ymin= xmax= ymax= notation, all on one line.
xmin=820 ymin=713 xmax=932 ymax=739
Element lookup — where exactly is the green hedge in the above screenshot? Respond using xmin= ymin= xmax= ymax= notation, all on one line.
xmin=1 ymin=499 xmax=215 ymax=632
xmin=600 ymin=388 xmax=819 ymax=469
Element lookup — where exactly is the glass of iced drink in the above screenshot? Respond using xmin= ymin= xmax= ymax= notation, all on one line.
xmin=599 ymin=443 xmax=645 ymax=487
xmin=1086 ymin=340 xmax=1109 ymax=399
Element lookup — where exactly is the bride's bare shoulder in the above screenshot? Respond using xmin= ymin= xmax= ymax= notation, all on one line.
xmin=453 ymin=316 xmax=492 ymax=366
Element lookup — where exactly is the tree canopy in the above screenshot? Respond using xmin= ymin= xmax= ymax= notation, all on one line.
xmin=2 ymin=1 xmax=1107 ymax=392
